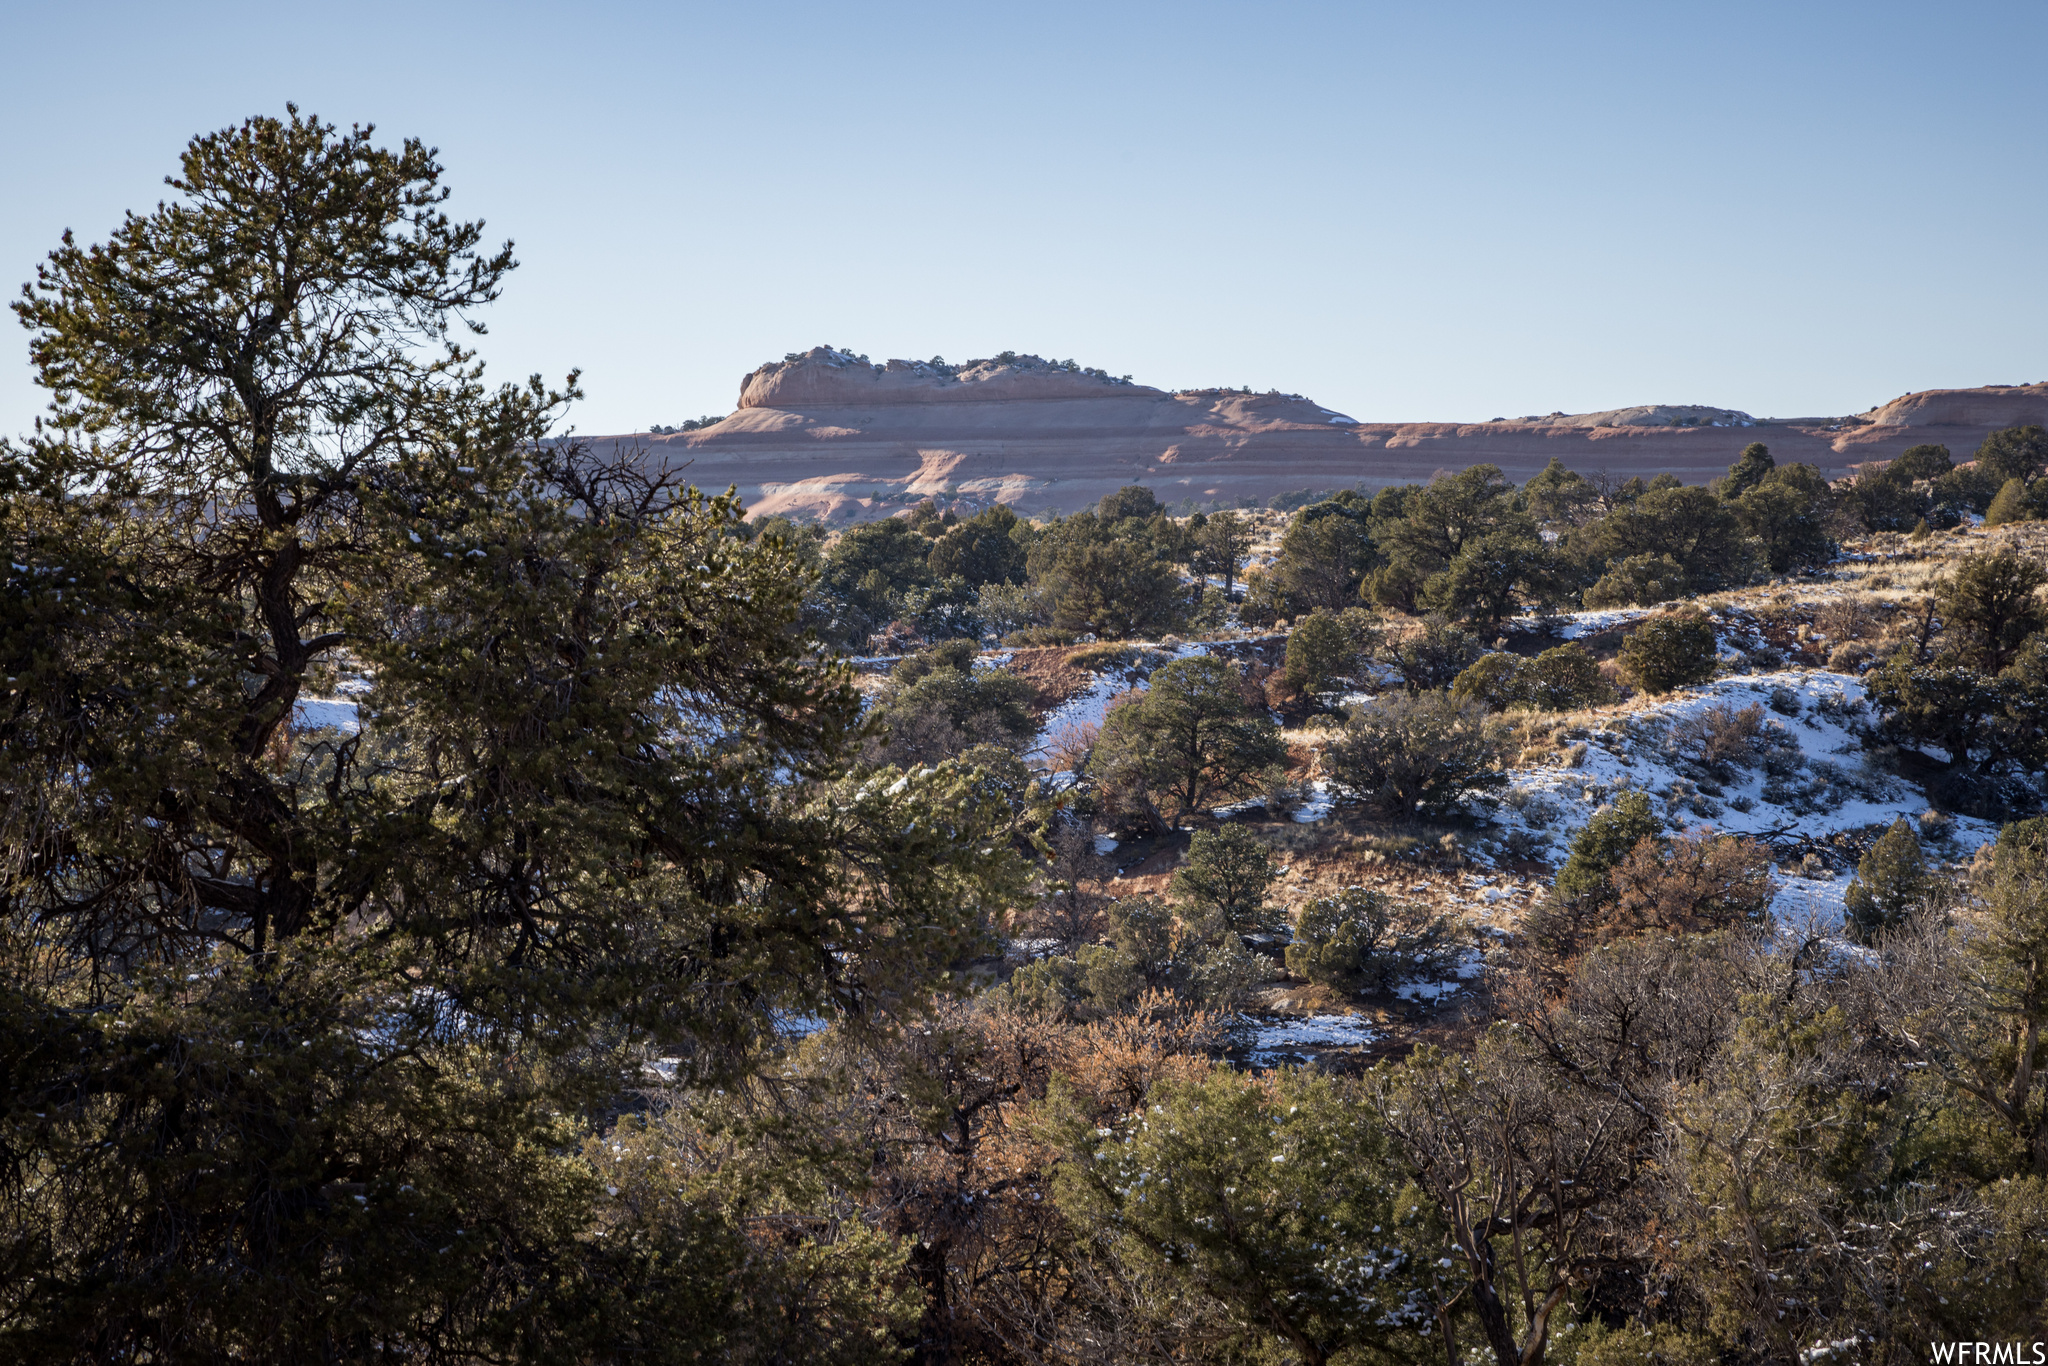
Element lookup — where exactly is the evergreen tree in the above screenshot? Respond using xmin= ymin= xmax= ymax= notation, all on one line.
xmin=1047 ymin=538 xmax=1186 ymax=639
xmin=1893 ymin=443 xmax=1954 ymax=481
xmin=0 ymin=109 xmax=1026 ymax=1358
xmin=1551 ymin=791 xmax=1662 ymax=906
xmin=1097 ymin=483 xmax=1163 ymax=521
xmin=1421 ymin=524 xmax=1552 ymax=623
xmin=1617 ymin=608 xmax=1720 ymax=694
xmin=1522 ymin=456 xmax=1601 ymax=527
xmin=1975 ymin=424 xmax=2048 ymax=486
xmin=1719 ymin=441 xmax=1775 ymax=497
xmin=1282 ymin=607 xmax=1362 ymax=693
xmin=1192 ymin=508 xmax=1251 ymax=597
xmin=1170 ymin=824 xmax=1281 ymax=935
xmin=1934 ymin=549 xmax=2048 ymax=673
xmin=1734 ymin=462 xmax=1837 ymax=573
xmin=1843 ymin=816 xmax=1934 ymax=942
xmin=1587 ymin=484 xmax=1763 ymax=596
xmin=1268 ymin=492 xmax=1377 ymax=613
xmin=926 ymin=502 xmax=1028 ymax=586
xmin=1088 ymin=655 xmax=1287 ymax=823
xmin=1984 ymin=476 xmax=2035 ymax=528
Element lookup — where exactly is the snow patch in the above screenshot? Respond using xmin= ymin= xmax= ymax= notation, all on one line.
xmin=1483 ymin=670 xmax=1998 ymax=894
xmin=293 ymin=698 xmax=361 ymax=734
xmin=1247 ymin=1013 xmax=1380 ymax=1064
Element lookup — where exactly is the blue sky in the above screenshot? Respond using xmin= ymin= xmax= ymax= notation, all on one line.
xmin=2 ymin=1 xmax=2043 ymax=438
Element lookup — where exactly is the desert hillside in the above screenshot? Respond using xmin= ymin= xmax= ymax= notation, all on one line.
xmin=605 ymin=347 xmax=2048 ymax=519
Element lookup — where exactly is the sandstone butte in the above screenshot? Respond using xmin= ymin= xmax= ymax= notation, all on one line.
xmin=598 ymin=346 xmax=2048 ymax=522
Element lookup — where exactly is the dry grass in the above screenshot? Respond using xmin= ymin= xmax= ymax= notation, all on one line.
xmin=1005 ymin=647 xmax=1095 ymax=715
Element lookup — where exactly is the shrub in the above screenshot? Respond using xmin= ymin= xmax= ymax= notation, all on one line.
xmin=1002 ymin=626 xmax=1075 ymax=648
xmin=1670 ymin=703 xmax=1767 ymax=772
xmin=1383 ymin=613 xmax=1482 ymax=692
xmin=1170 ymin=825 xmax=1281 ymax=935
xmin=1284 ymin=887 xmax=1460 ymax=992
xmin=1449 ymin=652 xmax=1525 ymax=709
xmin=1450 ymin=644 xmax=1612 ymax=713
xmin=1602 ymin=831 xmax=1775 ymax=940
xmin=1827 ymin=641 xmax=1874 ymax=673
xmin=869 ymin=641 xmax=1039 ymax=765
xmin=1584 ymin=552 xmax=1689 ymax=608
xmin=1522 ymin=643 xmax=1615 ymax=710
xmin=1325 ymin=692 xmax=1503 ymax=816
xmin=1616 ymin=609 xmax=1718 ymax=694
xmin=1067 ymin=642 xmax=1139 ymax=672
xmin=1843 ymin=816 xmax=1934 ymax=942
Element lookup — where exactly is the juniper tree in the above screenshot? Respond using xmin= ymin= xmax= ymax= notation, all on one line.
xmin=1192 ymin=507 xmax=1252 ymax=597
xmin=1719 ymin=441 xmax=1775 ymax=497
xmin=1843 ymin=816 xmax=1935 ymax=942
xmin=1935 ymin=549 xmax=2048 ymax=673
xmin=1281 ymin=607 xmax=1362 ymax=694
xmin=1169 ymin=824 xmax=1281 ymax=935
xmin=1616 ymin=608 xmax=1719 ymax=694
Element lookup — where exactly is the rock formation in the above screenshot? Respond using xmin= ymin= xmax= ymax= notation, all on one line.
xmin=606 ymin=347 xmax=2048 ymax=521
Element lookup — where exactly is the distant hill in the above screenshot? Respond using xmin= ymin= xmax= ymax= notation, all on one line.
xmin=604 ymin=348 xmax=2048 ymax=521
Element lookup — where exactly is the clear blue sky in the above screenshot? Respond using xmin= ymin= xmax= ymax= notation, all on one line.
xmin=3 ymin=1 xmax=2043 ymax=439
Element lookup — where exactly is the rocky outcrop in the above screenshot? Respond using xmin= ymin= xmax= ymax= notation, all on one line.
xmin=608 ymin=350 xmax=2046 ymax=522
xmin=737 ymin=348 xmax=1155 ymax=408
xmin=1860 ymin=382 xmax=2048 ymax=429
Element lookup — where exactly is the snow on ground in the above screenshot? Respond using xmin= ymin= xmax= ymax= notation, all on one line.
xmin=1023 ymin=641 xmax=1214 ymax=764
xmin=1769 ymin=869 xmax=1853 ymax=933
xmin=1394 ymin=948 xmax=1487 ymax=1003
xmin=1025 ymin=670 xmax=1128 ymax=764
xmin=1509 ymin=604 xmax=1770 ymax=658
xmin=1483 ymin=669 xmax=2000 ymax=869
xmin=1545 ymin=608 xmax=1651 ymax=640
xmin=293 ymin=697 xmax=361 ymax=733
xmin=1246 ymin=1013 xmax=1380 ymax=1064
xmin=1290 ymin=781 xmax=1334 ymax=823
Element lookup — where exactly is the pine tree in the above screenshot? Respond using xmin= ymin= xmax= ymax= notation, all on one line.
xmin=1089 ymin=655 xmax=1287 ymax=823
xmin=0 ymin=109 xmax=1028 ymax=1358
xmin=1843 ymin=817 xmax=1933 ymax=942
